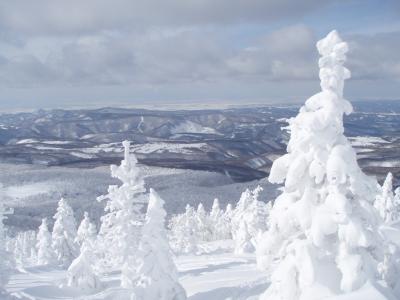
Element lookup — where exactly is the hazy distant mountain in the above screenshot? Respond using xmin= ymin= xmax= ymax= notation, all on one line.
xmin=0 ymin=101 xmax=398 ymax=183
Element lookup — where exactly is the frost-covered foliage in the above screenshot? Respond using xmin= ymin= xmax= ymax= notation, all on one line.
xmin=232 ymin=186 xmax=270 ymax=241
xmin=97 ymin=140 xmax=147 ymax=271
xmin=375 ymin=173 xmax=400 ymax=223
xmin=0 ymin=186 xmax=14 ymax=294
xmin=67 ymin=213 xmax=101 ymax=292
xmin=36 ymin=219 xmax=55 ymax=265
xmin=210 ymin=199 xmax=225 ymax=240
xmin=12 ymin=230 xmax=37 ymax=266
xmin=169 ymin=199 xmax=238 ymax=251
xmin=258 ymin=31 xmax=387 ymax=300
xmin=52 ymin=198 xmax=79 ymax=267
xmin=195 ymin=203 xmax=210 ymax=241
xmin=169 ymin=204 xmax=198 ymax=254
xmin=219 ymin=203 xmax=234 ymax=240
xmin=234 ymin=220 xmax=254 ymax=255
xmin=126 ymin=189 xmax=187 ymax=300
xmin=75 ymin=212 xmax=92 ymax=246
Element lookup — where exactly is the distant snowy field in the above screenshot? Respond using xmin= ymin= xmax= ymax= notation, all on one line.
xmin=1 ymin=163 xmax=278 ymax=232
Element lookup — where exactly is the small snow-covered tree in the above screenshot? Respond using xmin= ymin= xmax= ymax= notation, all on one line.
xmin=231 ymin=188 xmax=252 ymax=239
xmin=218 ymin=203 xmax=234 ymax=240
xmin=52 ymin=198 xmax=79 ymax=267
xmin=36 ymin=218 xmax=55 ymax=265
xmin=0 ymin=186 xmax=14 ymax=295
xmin=13 ymin=230 xmax=37 ymax=266
xmin=67 ymin=218 xmax=101 ymax=292
xmin=97 ymin=140 xmax=147 ymax=272
xmin=181 ymin=205 xmax=198 ymax=253
xmin=210 ymin=198 xmax=222 ymax=221
xmin=125 ymin=189 xmax=187 ymax=300
xmin=234 ymin=220 xmax=254 ymax=255
xmin=232 ymin=186 xmax=269 ymax=241
xmin=195 ymin=203 xmax=210 ymax=242
xmin=75 ymin=212 xmax=91 ymax=246
xmin=258 ymin=31 xmax=387 ymax=299
xmin=375 ymin=173 xmax=399 ymax=223
xmin=209 ymin=199 xmax=224 ymax=240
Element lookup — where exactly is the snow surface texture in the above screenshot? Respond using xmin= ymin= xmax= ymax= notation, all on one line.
xmin=258 ymin=30 xmax=394 ymax=299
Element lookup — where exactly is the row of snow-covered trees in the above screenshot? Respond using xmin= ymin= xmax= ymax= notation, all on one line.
xmin=168 ymin=186 xmax=272 ymax=255
xmin=0 ymin=141 xmax=186 ymax=300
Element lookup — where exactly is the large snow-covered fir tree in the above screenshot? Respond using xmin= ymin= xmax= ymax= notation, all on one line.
xmin=0 ymin=186 xmax=14 ymax=296
xmin=52 ymin=198 xmax=79 ymax=268
xmin=97 ymin=140 xmax=147 ymax=271
xmin=36 ymin=218 xmax=55 ymax=265
xmin=257 ymin=31 xmax=389 ymax=299
xmin=125 ymin=189 xmax=187 ymax=300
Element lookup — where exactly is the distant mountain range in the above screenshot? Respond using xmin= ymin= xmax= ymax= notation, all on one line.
xmin=0 ymin=101 xmax=398 ymax=184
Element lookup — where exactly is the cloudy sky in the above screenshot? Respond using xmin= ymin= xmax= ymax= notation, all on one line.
xmin=0 ymin=0 xmax=399 ymax=110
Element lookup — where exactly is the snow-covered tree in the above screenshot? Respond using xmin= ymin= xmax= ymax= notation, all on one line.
xmin=75 ymin=212 xmax=92 ymax=246
xmin=258 ymin=31 xmax=387 ymax=299
xmin=0 ymin=186 xmax=14 ymax=295
xmin=234 ymin=220 xmax=254 ymax=255
xmin=13 ymin=230 xmax=37 ymax=266
xmin=232 ymin=186 xmax=269 ymax=241
xmin=195 ymin=203 xmax=210 ymax=242
xmin=97 ymin=140 xmax=147 ymax=272
xmin=36 ymin=218 xmax=55 ymax=265
xmin=52 ymin=198 xmax=79 ymax=267
xmin=375 ymin=173 xmax=399 ymax=223
xmin=125 ymin=189 xmax=187 ymax=300
xmin=231 ymin=188 xmax=252 ymax=239
xmin=67 ymin=218 xmax=101 ymax=292
xmin=209 ymin=198 xmax=223 ymax=240
xmin=181 ymin=205 xmax=198 ymax=253
xmin=210 ymin=198 xmax=222 ymax=221
xmin=218 ymin=203 xmax=234 ymax=240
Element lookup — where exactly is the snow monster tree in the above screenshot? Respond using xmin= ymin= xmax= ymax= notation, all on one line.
xmin=257 ymin=31 xmax=389 ymax=299
xmin=97 ymin=140 xmax=147 ymax=272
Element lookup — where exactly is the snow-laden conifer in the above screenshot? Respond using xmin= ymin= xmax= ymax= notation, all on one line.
xmin=0 ymin=186 xmax=14 ymax=295
xmin=67 ymin=216 xmax=101 ymax=292
xmin=52 ymin=198 xmax=79 ymax=267
xmin=375 ymin=173 xmax=399 ymax=223
xmin=126 ymin=189 xmax=187 ymax=300
xmin=232 ymin=186 xmax=269 ymax=241
xmin=234 ymin=220 xmax=254 ymax=255
xmin=36 ymin=218 xmax=55 ymax=265
xmin=258 ymin=31 xmax=387 ymax=299
xmin=75 ymin=212 xmax=91 ymax=246
xmin=97 ymin=140 xmax=147 ymax=271
xmin=195 ymin=203 xmax=210 ymax=241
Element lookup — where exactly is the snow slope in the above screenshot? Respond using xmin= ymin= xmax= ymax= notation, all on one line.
xmin=6 ymin=241 xmax=267 ymax=300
